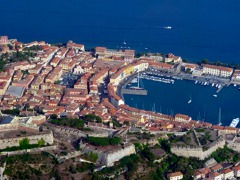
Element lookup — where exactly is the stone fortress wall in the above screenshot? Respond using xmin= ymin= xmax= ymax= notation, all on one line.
xmin=0 ymin=129 xmax=54 ymax=149
xmin=171 ymin=137 xmax=225 ymax=160
xmin=83 ymin=143 xmax=136 ymax=166
xmin=104 ymin=143 xmax=136 ymax=166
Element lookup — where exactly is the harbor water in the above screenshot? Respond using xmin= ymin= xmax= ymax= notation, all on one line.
xmin=124 ymin=79 xmax=240 ymax=127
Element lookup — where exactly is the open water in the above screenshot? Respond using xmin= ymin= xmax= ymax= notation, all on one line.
xmin=1 ymin=0 xmax=240 ymax=63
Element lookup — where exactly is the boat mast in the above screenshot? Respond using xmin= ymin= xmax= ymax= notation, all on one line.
xmin=137 ymin=67 xmax=140 ymax=88
xmin=218 ymin=107 xmax=222 ymax=125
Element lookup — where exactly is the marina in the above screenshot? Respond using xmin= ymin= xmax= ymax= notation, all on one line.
xmin=124 ymin=76 xmax=240 ymax=127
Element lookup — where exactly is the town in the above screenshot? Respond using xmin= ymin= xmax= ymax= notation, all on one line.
xmin=1 ymin=35 xmax=240 ymax=179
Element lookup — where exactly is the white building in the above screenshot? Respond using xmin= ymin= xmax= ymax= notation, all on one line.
xmin=168 ymin=171 xmax=183 ymax=180
xmin=233 ymin=165 xmax=240 ymax=178
xmin=202 ymin=64 xmax=233 ymax=77
xmin=175 ymin=114 xmax=192 ymax=123
xmin=222 ymin=168 xmax=234 ymax=180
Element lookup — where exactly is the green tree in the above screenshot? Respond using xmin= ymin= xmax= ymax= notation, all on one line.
xmin=159 ymin=139 xmax=171 ymax=153
xmin=19 ymin=138 xmax=30 ymax=149
xmin=89 ymin=151 xmax=98 ymax=162
xmin=38 ymin=138 xmax=45 ymax=146
xmin=201 ymin=59 xmax=209 ymax=64
xmin=50 ymin=114 xmax=58 ymax=119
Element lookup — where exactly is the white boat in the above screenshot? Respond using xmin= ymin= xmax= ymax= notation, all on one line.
xmin=164 ymin=26 xmax=172 ymax=29
xmin=204 ymin=82 xmax=207 ymax=86
xmin=129 ymin=86 xmax=144 ymax=90
xmin=234 ymin=84 xmax=237 ymax=87
xmin=131 ymin=78 xmax=138 ymax=83
xmin=188 ymin=94 xmax=192 ymax=104
xmin=123 ymin=40 xmax=126 ymax=45
xmin=216 ymin=84 xmax=219 ymax=87
xmin=230 ymin=118 xmax=240 ymax=128
xmin=212 ymin=83 xmax=215 ymax=87
xmin=195 ymin=80 xmax=198 ymax=84
xmin=213 ymin=94 xmax=217 ymax=97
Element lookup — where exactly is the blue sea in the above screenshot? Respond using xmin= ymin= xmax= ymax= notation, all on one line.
xmin=1 ymin=0 xmax=240 ymax=63
xmin=1 ymin=0 xmax=240 ymax=125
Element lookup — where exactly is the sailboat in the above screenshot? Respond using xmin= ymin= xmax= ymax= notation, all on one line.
xmin=129 ymin=68 xmax=144 ymax=90
xmin=188 ymin=94 xmax=192 ymax=104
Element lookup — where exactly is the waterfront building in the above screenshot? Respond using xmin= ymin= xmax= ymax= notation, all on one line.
xmin=95 ymin=47 xmax=135 ymax=61
xmin=183 ymin=63 xmax=198 ymax=72
xmin=0 ymin=36 xmax=8 ymax=44
xmin=148 ymin=61 xmax=175 ymax=72
xmin=202 ymin=64 xmax=233 ymax=77
xmin=232 ymin=69 xmax=240 ymax=81
xmin=67 ymin=41 xmax=85 ymax=51
xmin=175 ymin=114 xmax=191 ymax=123
xmin=165 ymin=53 xmax=182 ymax=63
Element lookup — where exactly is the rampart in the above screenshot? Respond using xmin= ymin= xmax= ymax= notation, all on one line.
xmin=83 ymin=143 xmax=136 ymax=166
xmin=0 ymin=145 xmax=57 ymax=156
xmin=0 ymin=130 xmax=54 ymax=149
xmin=171 ymin=137 xmax=225 ymax=160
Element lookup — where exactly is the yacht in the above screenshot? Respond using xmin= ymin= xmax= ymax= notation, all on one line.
xmin=230 ymin=118 xmax=240 ymax=128
xmin=212 ymin=83 xmax=215 ymax=87
xmin=213 ymin=94 xmax=217 ymax=97
xmin=164 ymin=26 xmax=172 ymax=29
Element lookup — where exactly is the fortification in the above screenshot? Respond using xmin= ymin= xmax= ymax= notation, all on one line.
xmin=0 ymin=130 xmax=54 ymax=149
xmin=171 ymin=137 xmax=225 ymax=160
xmin=83 ymin=143 xmax=136 ymax=166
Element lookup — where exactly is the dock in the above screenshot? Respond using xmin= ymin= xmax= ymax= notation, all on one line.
xmin=121 ymin=88 xmax=148 ymax=95
xmin=216 ymin=86 xmax=223 ymax=93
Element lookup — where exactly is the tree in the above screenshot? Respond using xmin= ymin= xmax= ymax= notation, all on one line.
xmin=19 ymin=138 xmax=30 ymax=149
xmin=201 ymin=59 xmax=209 ymax=64
xmin=38 ymin=138 xmax=45 ymax=146
xmin=159 ymin=139 xmax=171 ymax=153
xmin=88 ymin=151 xmax=98 ymax=162
xmin=50 ymin=114 xmax=58 ymax=119
xmin=186 ymin=68 xmax=192 ymax=74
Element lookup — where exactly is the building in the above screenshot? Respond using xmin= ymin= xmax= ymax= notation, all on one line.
xmin=202 ymin=64 xmax=233 ymax=77
xmin=0 ymin=36 xmax=8 ymax=44
xmin=221 ymin=168 xmax=234 ymax=180
xmin=175 ymin=114 xmax=191 ymax=123
xmin=167 ymin=171 xmax=183 ymax=180
xmin=233 ymin=165 xmax=240 ymax=178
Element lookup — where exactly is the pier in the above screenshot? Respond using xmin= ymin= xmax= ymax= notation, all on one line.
xmin=216 ymin=86 xmax=223 ymax=93
xmin=121 ymin=88 xmax=148 ymax=95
